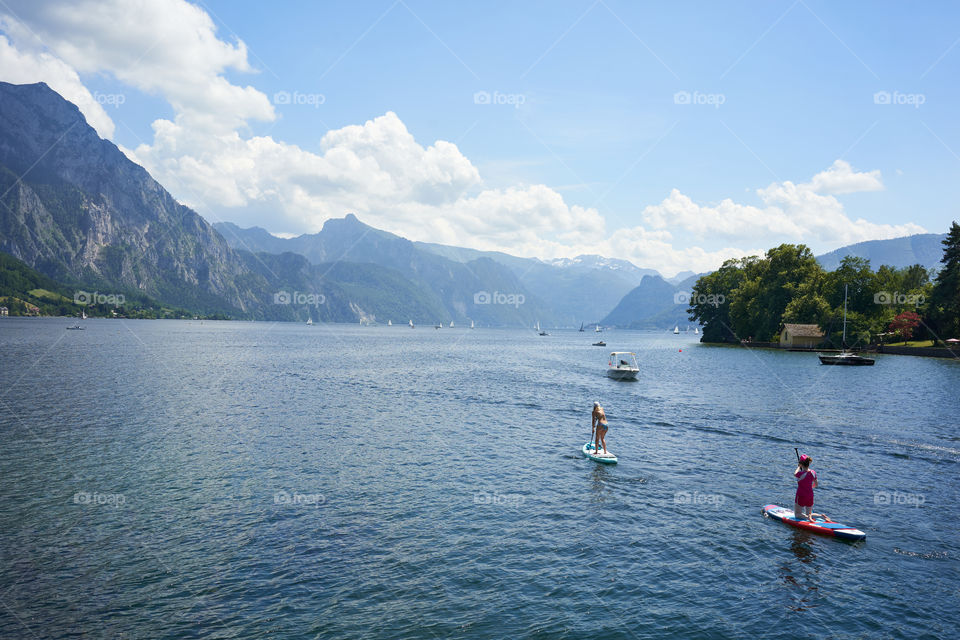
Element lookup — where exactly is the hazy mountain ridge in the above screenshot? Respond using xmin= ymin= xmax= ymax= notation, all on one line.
xmin=216 ymin=217 xmax=554 ymax=326
xmin=219 ymin=224 xmax=660 ymax=325
xmin=816 ymin=234 xmax=946 ymax=272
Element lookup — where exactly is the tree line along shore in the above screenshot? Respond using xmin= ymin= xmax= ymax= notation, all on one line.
xmin=688 ymin=222 xmax=960 ymax=352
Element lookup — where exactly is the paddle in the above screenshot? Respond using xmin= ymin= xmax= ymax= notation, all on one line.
xmin=795 ymin=447 xmax=801 ymax=465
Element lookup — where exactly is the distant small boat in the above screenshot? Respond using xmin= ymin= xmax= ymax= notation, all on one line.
xmin=306 ymin=317 xmax=313 ymax=325
xmin=595 ymin=325 xmax=602 ymax=333
xmin=470 ymin=320 xmax=475 ymax=329
xmin=607 ymin=351 xmax=639 ymax=380
xmin=388 ymin=320 xmax=392 ymax=326
xmin=592 ymin=341 xmax=606 ymax=347
xmin=449 ymin=321 xmax=454 ymax=328
xmin=536 ymin=321 xmax=548 ymax=336
xmin=435 ymin=322 xmax=442 ymax=329
xmin=579 ymin=322 xmax=585 ymax=332
xmin=409 ymin=319 xmax=414 ymax=328
xmin=66 ymin=325 xmax=84 ymax=330
xmin=81 ymin=310 xmax=87 ymax=320
xmin=694 ymin=327 xmax=699 ymax=335
xmin=673 ymin=326 xmax=680 ymax=334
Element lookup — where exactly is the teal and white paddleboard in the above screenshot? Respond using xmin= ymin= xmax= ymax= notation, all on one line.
xmin=582 ymin=442 xmax=617 ymax=464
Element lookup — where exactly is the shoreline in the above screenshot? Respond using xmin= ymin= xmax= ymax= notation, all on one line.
xmin=719 ymin=340 xmax=959 ymax=360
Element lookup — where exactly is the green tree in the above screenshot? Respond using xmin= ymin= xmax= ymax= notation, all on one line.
xmin=688 ymin=257 xmax=751 ymax=342
xmin=729 ymin=244 xmax=823 ymax=341
xmin=826 ymin=256 xmax=875 ymax=314
xmin=929 ymin=221 xmax=960 ymax=339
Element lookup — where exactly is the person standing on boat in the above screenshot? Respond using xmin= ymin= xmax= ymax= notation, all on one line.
xmin=794 ymin=455 xmax=818 ymax=521
xmin=591 ymin=402 xmax=609 ymax=454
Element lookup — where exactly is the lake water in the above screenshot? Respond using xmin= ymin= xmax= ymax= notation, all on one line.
xmin=1 ymin=318 xmax=958 ymax=639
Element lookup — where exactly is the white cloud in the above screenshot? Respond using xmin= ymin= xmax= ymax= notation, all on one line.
xmin=608 ymin=226 xmax=761 ymax=277
xmin=642 ymin=161 xmax=924 ymax=248
xmin=129 ymin=109 xmax=609 ymax=259
xmin=642 ymin=188 xmax=804 ymax=238
xmin=809 ymin=159 xmax=883 ymax=194
xmin=756 ymin=176 xmax=924 ymax=245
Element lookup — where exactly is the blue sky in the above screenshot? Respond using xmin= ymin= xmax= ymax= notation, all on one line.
xmin=1 ymin=1 xmax=957 ymax=275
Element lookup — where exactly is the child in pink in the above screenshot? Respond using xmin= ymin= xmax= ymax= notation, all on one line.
xmin=794 ymin=454 xmax=818 ymax=521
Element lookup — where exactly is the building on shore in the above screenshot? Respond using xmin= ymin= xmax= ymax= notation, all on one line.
xmin=779 ymin=323 xmax=824 ymax=348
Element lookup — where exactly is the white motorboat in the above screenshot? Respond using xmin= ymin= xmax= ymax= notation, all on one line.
xmin=607 ymin=352 xmax=639 ymax=380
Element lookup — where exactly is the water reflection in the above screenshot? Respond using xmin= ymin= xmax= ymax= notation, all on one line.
xmin=588 ymin=463 xmax=613 ymax=502
xmin=779 ymin=530 xmax=822 ymax=612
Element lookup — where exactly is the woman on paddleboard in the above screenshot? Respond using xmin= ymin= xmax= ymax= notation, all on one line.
xmin=591 ymin=402 xmax=609 ymax=454
xmin=794 ymin=454 xmax=818 ymax=521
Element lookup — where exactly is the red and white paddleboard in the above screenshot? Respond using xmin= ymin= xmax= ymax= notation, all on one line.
xmin=763 ymin=504 xmax=865 ymax=541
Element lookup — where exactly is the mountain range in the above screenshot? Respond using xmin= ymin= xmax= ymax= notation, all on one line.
xmin=816 ymin=233 xmax=947 ymax=271
xmin=215 ymin=219 xmax=660 ymax=326
xmin=0 ymin=81 xmax=948 ymax=328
